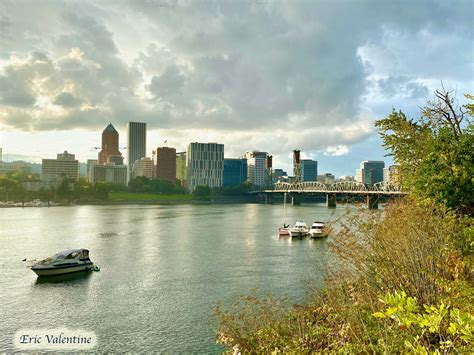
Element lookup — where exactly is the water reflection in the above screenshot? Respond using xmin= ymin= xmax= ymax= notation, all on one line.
xmin=35 ymin=271 xmax=93 ymax=285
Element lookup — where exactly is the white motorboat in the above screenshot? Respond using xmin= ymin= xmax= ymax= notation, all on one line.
xmin=289 ymin=220 xmax=309 ymax=238
xmin=31 ymin=249 xmax=94 ymax=277
xmin=309 ymin=221 xmax=329 ymax=238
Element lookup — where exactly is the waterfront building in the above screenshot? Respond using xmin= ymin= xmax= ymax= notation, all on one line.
xmin=186 ymin=142 xmax=224 ymax=191
xmin=223 ymin=158 xmax=247 ymax=186
xmin=355 ymin=160 xmax=385 ymax=185
xmin=244 ymin=150 xmax=268 ymax=186
xmin=93 ymin=164 xmax=127 ymax=186
xmin=42 ymin=151 xmax=79 ymax=184
xmin=127 ymin=122 xmax=147 ymax=180
xmin=132 ymin=157 xmax=154 ymax=179
xmin=86 ymin=159 xmax=98 ymax=182
xmin=317 ymin=173 xmax=336 ymax=184
xmin=300 ymin=159 xmax=318 ymax=182
xmin=384 ymin=165 xmax=401 ymax=185
xmin=154 ymin=147 xmax=176 ymax=183
xmin=176 ymin=152 xmax=187 ymax=186
xmin=98 ymin=123 xmax=122 ymax=165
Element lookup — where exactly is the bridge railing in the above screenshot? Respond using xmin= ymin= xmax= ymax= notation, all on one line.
xmin=252 ymin=181 xmax=402 ymax=193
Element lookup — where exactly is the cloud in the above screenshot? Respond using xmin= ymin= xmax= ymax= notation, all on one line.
xmin=0 ymin=0 xmax=472 ymax=158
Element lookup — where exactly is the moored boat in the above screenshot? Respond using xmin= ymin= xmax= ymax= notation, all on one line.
xmin=278 ymin=193 xmax=291 ymax=237
xmin=31 ymin=249 xmax=94 ymax=276
xmin=289 ymin=220 xmax=309 ymax=239
xmin=309 ymin=221 xmax=329 ymax=238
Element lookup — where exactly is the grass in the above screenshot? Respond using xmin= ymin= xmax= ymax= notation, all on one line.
xmin=109 ymin=191 xmax=193 ymax=201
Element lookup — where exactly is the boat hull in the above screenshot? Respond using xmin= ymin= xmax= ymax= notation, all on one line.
xmin=289 ymin=230 xmax=309 ymax=238
xmin=31 ymin=262 xmax=93 ymax=276
xmin=309 ymin=231 xmax=329 ymax=238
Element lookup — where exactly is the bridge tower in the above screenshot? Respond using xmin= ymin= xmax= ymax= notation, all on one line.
xmin=293 ymin=149 xmax=301 ymax=183
xmin=265 ymin=155 xmax=273 ymax=185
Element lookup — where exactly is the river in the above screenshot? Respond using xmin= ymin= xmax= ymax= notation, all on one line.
xmin=0 ymin=203 xmax=354 ymax=352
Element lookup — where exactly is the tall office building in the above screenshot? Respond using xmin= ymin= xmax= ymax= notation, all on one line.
xmin=355 ymin=161 xmax=385 ymax=185
xmin=98 ymin=123 xmax=122 ymax=165
xmin=301 ymin=159 xmax=318 ymax=182
xmin=132 ymin=157 xmax=154 ymax=179
xmin=223 ymin=158 xmax=247 ymax=186
xmin=154 ymin=147 xmax=176 ymax=183
xmin=42 ymin=151 xmax=79 ymax=184
xmin=244 ymin=150 xmax=268 ymax=186
xmin=186 ymin=142 xmax=224 ymax=191
xmin=127 ymin=122 xmax=147 ymax=179
xmin=176 ymin=152 xmax=187 ymax=185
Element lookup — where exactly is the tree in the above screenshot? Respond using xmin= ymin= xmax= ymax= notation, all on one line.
xmin=57 ymin=177 xmax=73 ymax=200
xmin=192 ymin=185 xmax=211 ymax=201
xmin=94 ymin=181 xmax=109 ymax=200
xmin=376 ymin=89 xmax=473 ymax=214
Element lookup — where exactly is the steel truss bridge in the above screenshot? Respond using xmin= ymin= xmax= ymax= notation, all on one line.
xmin=252 ymin=181 xmax=405 ymax=208
xmin=255 ymin=181 xmax=404 ymax=195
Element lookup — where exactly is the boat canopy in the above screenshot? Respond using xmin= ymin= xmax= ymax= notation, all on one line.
xmin=53 ymin=249 xmax=89 ymax=259
xmin=294 ymin=221 xmax=307 ymax=227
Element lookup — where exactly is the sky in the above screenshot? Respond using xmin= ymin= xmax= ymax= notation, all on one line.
xmin=0 ymin=0 xmax=473 ymax=176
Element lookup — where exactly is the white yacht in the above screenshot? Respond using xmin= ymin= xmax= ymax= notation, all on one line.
xmin=31 ymin=249 xmax=94 ymax=277
xmin=289 ymin=220 xmax=309 ymax=238
xmin=309 ymin=222 xmax=329 ymax=238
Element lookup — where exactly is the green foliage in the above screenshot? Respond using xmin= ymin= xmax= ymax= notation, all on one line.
xmin=373 ymin=290 xmax=473 ymax=353
xmin=56 ymin=177 xmax=73 ymax=199
xmin=94 ymin=181 xmax=109 ymax=200
xmin=128 ymin=176 xmax=186 ymax=194
xmin=211 ymin=183 xmax=252 ymax=196
xmin=375 ymin=91 xmax=473 ymax=214
xmin=192 ymin=185 xmax=211 ymax=201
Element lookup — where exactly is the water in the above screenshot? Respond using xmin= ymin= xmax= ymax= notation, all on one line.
xmin=0 ymin=203 xmax=351 ymax=352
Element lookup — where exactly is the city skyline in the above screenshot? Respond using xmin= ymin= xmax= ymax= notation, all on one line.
xmin=0 ymin=1 xmax=472 ymax=176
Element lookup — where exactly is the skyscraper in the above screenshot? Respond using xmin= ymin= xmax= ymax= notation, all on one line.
xmin=244 ymin=150 xmax=268 ymax=186
xmin=127 ymin=122 xmax=146 ymax=179
xmin=154 ymin=147 xmax=176 ymax=183
xmin=223 ymin=158 xmax=247 ymax=186
xmin=176 ymin=152 xmax=187 ymax=186
xmin=355 ymin=161 xmax=385 ymax=185
xmin=301 ymin=159 xmax=318 ymax=182
xmin=186 ymin=142 xmax=224 ymax=191
xmin=98 ymin=123 xmax=122 ymax=165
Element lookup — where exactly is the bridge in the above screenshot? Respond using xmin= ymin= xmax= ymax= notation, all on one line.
xmin=252 ymin=181 xmax=405 ymax=209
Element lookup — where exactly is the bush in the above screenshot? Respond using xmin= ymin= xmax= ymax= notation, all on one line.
xmin=214 ymin=200 xmax=474 ymax=352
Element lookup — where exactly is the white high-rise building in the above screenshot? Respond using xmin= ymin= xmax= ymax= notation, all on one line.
xmin=41 ymin=151 xmax=79 ymax=184
xmin=132 ymin=157 xmax=153 ymax=179
xmin=186 ymin=142 xmax=224 ymax=191
xmin=244 ymin=150 xmax=268 ymax=186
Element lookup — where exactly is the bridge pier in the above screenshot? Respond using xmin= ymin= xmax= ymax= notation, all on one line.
xmin=367 ymin=194 xmax=379 ymax=209
xmin=326 ymin=193 xmax=336 ymax=208
xmin=263 ymin=194 xmax=273 ymax=204
xmin=290 ymin=193 xmax=301 ymax=205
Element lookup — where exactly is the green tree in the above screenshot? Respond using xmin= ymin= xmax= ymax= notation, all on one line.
xmin=57 ymin=177 xmax=73 ymax=200
xmin=192 ymin=185 xmax=211 ymax=201
xmin=375 ymin=89 xmax=473 ymax=214
xmin=94 ymin=181 xmax=109 ymax=200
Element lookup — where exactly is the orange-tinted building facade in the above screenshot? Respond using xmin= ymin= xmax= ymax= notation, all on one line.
xmin=98 ymin=123 xmax=122 ymax=165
